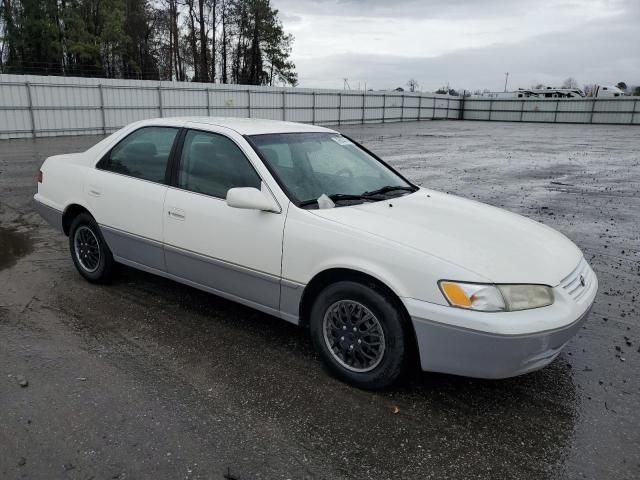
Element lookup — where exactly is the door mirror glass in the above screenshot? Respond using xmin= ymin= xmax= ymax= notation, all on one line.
xmin=226 ymin=187 xmax=279 ymax=212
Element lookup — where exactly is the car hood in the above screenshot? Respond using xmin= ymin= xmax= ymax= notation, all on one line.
xmin=310 ymin=189 xmax=582 ymax=286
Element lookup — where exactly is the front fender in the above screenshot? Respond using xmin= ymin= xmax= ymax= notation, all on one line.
xmin=282 ymin=206 xmax=488 ymax=305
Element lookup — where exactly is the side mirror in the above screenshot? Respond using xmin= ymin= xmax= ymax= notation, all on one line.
xmin=226 ymin=187 xmax=280 ymax=213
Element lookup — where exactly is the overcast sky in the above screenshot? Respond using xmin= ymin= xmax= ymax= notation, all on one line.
xmin=272 ymin=0 xmax=640 ymax=92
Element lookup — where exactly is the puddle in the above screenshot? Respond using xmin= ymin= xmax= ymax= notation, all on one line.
xmin=0 ymin=227 xmax=33 ymax=270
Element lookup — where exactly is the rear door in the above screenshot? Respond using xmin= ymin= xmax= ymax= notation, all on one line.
xmin=86 ymin=126 xmax=180 ymax=271
xmin=162 ymin=127 xmax=286 ymax=311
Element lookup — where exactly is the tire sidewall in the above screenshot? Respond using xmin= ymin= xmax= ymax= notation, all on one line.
xmin=310 ymin=281 xmax=407 ymax=389
xmin=69 ymin=213 xmax=112 ymax=283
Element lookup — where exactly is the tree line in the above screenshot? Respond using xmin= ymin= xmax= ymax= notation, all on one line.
xmin=0 ymin=0 xmax=297 ymax=86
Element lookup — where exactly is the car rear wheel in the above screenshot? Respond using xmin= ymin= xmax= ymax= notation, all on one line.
xmin=310 ymin=281 xmax=409 ymax=390
xmin=69 ymin=213 xmax=114 ymax=283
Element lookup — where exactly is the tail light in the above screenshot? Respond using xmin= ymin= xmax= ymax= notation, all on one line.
xmin=37 ymin=170 xmax=43 ymax=183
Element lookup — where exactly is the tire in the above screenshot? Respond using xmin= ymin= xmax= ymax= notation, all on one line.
xmin=309 ymin=281 xmax=409 ymax=390
xmin=68 ymin=213 xmax=114 ymax=283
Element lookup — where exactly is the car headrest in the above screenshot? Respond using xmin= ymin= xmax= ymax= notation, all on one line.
xmin=125 ymin=142 xmax=157 ymax=158
xmin=190 ymin=142 xmax=217 ymax=163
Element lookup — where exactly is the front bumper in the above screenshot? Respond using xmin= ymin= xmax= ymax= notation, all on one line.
xmin=404 ymin=260 xmax=598 ymax=379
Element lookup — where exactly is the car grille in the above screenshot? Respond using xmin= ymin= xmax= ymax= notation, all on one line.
xmin=559 ymin=258 xmax=594 ymax=302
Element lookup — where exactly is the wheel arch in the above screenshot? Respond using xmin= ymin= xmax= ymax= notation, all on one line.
xmin=298 ymin=267 xmax=420 ymax=368
xmin=62 ymin=203 xmax=93 ymax=236
xmin=299 ymin=268 xmax=410 ymax=327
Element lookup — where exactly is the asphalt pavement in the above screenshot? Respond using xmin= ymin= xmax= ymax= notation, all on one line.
xmin=1 ymin=120 xmax=638 ymax=479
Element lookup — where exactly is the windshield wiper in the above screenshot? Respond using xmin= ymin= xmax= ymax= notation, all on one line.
xmin=298 ymin=187 xmax=417 ymax=208
xmin=361 ymin=185 xmax=417 ymax=198
xmin=298 ymin=193 xmax=370 ymax=208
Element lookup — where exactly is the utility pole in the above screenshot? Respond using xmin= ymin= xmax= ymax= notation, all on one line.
xmin=504 ymin=72 xmax=509 ymax=92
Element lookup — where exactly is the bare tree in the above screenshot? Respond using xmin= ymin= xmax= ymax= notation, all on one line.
xmin=406 ymin=78 xmax=419 ymax=92
xmin=186 ymin=0 xmax=200 ymax=81
xmin=562 ymin=77 xmax=579 ymax=89
xmin=198 ymin=0 xmax=209 ymax=82
xmin=210 ymin=0 xmax=217 ymax=82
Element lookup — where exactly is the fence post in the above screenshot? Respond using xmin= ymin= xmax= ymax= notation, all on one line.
xmin=25 ymin=81 xmax=36 ymax=138
xmin=553 ymin=99 xmax=560 ymax=123
xmin=520 ymin=99 xmax=525 ymax=122
xmin=432 ymin=95 xmax=436 ymax=119
xmin=488 ymin=99 xmax=493 ymax=121
xmin=312 ymin=92 xmax=316 ymax=124
xmin=361 ymin=91 xmax=366 ymax=124
xmin=282 ymin=89 xmax=286 ymax=121
xmin=382 ymin=93 xmax=386 ymax=123
xmin=589 ymin=98 xmax=596 ymax=124
xmin=157 ymin=85 xmax=163 ymax=117
xmin=338 ymin=92 xmax=342 ymax=126
xmin=400 ymin=94 xmax=405 ymax=122
xmin=98 ymin=84 xmax=106 ymax=134
xmin=418 ymin=95 xmax=423 ymax=121
xmin=247 ymin=89 xmax=251 ymax=118
xmin=459 ymin=91 xmax=466 ymax=120
xmin=206 ymin=87 xmax=211 ymax=116
xmin=446 ymin=95 xmax=451 ymax=119
xmin=630 ymin=98 xmax=637 ymax=125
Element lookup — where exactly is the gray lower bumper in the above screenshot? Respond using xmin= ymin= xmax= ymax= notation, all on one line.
xmin=33 ymin=198 xmax=64 ymax=232
xmin=412 ymin=308 xmax=591 ymax=379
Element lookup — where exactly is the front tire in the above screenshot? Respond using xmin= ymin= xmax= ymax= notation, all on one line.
xmin=309 ymin=281 xmax=409 ymax=390
xmin=69 ymin=213 xmax=114 ymax=283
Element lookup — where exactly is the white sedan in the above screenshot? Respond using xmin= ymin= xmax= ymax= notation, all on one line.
xmin=34 ymin=117 xmax=597 ymax=389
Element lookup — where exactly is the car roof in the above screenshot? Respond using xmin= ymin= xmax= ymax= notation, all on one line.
xmin=137 ymin=117 xmax=338 ymax=136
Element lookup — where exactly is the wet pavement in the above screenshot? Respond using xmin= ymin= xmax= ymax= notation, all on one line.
xmin=1 ymin=121 xmax=638 ymax=479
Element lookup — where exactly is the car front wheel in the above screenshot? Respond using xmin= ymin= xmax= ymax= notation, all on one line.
xmin=310 ymin=281 xmax=409 ymax=390
xmin=68 ymin=213 xmax=114 ymax=283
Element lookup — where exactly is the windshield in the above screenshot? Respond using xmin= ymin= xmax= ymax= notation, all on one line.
xmin=248 ymin=133 xmax=415 ymax=207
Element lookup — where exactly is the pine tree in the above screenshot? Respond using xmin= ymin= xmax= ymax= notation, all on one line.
xmin=0 ymin=0 xmax=296 ymax=84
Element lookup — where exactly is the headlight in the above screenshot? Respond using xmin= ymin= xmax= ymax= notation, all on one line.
xmin=497 ymin=284 xmax=554 ymax=311
xmin=439 ymin=281 xmax=553 ymax=312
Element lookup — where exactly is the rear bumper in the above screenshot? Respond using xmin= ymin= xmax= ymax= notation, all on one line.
xmin=33 ymin=196 xmax=64 ymax=232
xmin=404 ymin=262 xmax=598 ymax=379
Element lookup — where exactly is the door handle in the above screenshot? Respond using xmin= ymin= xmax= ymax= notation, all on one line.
xmin=167 ymin=207 xmax=186 ymax=220
xmin=88 ymin=187 xmax=101 ymax=197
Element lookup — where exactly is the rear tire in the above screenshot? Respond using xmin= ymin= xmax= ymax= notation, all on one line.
xmin=68 ymin=213 xmax=114 ymax=283
xmin=309 ymin=281 xmax=409 ymax=390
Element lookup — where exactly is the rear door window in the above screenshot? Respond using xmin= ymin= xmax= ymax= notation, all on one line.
xmin=101 ymin=127 xmax=179 ymax=183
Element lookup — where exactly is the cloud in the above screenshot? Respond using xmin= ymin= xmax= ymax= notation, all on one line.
xmin=274 ymin=0 xmax=628 ymax=20
xmin=273 ymin=0 xmax=640 ymax=90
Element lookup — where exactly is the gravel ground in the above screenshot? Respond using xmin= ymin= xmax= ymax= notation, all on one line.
xmin=0 ymin=120 xmax=638 ymax=480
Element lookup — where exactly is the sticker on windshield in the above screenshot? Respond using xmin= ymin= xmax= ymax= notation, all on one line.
xmin=331 ymin=136 xmax=353 ymax=146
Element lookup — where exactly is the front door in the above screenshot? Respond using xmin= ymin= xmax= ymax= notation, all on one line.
xmin=86 ymin=126 xmax=179 ymax=271
xmin=163 ymin=128 xmax=286 ymax=311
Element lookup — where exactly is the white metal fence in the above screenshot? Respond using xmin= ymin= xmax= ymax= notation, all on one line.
xmin=0 ymin=74 xmax=461 ymax=139
xmin=462 ymin=97 xmax=640 ymax=125
xmin=1 ymin=75 xmax=637 ymax=140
